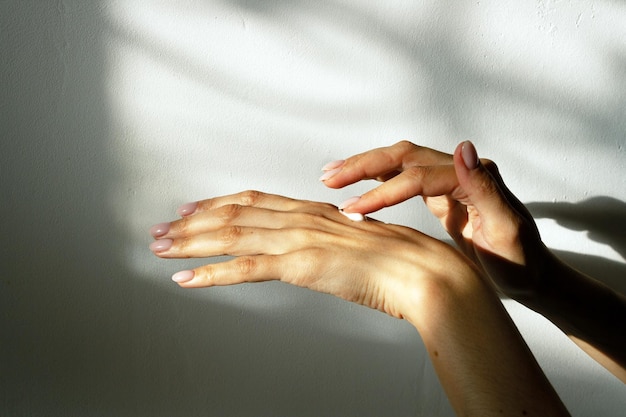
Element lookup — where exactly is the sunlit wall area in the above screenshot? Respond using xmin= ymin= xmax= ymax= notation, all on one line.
xmin=105 ymin=0 xmax=626 ymax=259
xmin=1 ymin=0 xmax=625 ymax=416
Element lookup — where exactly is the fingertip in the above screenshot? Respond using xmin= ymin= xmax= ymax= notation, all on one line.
xmin=149 ymin=222 xmax=170 ymax=238
xmin=453 ymin=141 xmax=508 ymax=218
xmin=177 ymin=201 xmax=199 ymax=217
xmin=453 ymin=140 xmax=479 ymax=171
xmin=338 ymin=196 xmax=361 ymax=210
xmin=461 ymin=141 xmax=479 ymax=170
xmin=453 ymin=141 xmax=476 ymax=183
xmin=319 ymin=167 xmax=342 ymax=181
xmin=321 ymin=159 xmax=345 ymax=171
xmin=150 ymin=239 xmax=173 ymax=253
xmin=172 ymin=270 xmax=195 ymax=284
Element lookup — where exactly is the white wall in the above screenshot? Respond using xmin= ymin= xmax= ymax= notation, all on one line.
xmin=1 ymin=1 xmax=625 ymax=416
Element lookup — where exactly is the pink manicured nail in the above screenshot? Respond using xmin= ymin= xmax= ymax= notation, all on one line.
xmin=338 ymin=196 xmax=361 ymax=210
xmin=321 ymin=160 xmax=345 ymax=171
xmin=172 ymin=270 xmax=195 ymax=283
xmin=149 ymin=239 xmax=173 ymax=252
xmin=177 ymin=201 xmax=198 ymax=217
xmin=150 ymin=222 xmax=170 ymax=238
xmin=319 ymin=168 xmax=342 ymax=181
xmin=461 ymin=141 xmax=479 ymax=170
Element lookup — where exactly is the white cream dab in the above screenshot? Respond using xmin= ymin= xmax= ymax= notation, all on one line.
xmin=339 ymin=209 xmax=365 ymax=222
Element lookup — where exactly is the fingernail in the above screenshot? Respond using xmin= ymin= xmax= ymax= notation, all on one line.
xmin=338 ymin=196 xmax=361 ymax=210
xmin=172 ymin=270 xmax=195 ymax=283
xmin=149 ymin=222 xmax=170 ymax=238
xmin=461 ymin=141 xmax=479 ymax=170
xmin=177 ymin=201 xmax=198 ymax=217
xmin=319 ymin=168 xmax=342 ymax=181
xmin=149 ymin=239 xmax=173 ymax=252
xmin=321 ymin=160 xmax=345 ymax=171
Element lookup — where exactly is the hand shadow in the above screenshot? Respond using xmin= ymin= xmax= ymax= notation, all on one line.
xmin=526 ymin=197 xmax=626 ymax=296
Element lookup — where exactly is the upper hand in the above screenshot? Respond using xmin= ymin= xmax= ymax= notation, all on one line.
xmin=321 ymin=140 xmax=546 ymax=299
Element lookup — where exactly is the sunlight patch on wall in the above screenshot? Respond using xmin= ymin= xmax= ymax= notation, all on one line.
xmin=536 ymin=218 xmax=623 ymax=263
xmin=101 ymin=0 xmax=626 ymax=295
xmin=102 ymin=0 xmax=437 ymax=288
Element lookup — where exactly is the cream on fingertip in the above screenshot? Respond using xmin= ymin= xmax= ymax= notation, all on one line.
xmin=339 ymin=209 xmax=365 ymax=222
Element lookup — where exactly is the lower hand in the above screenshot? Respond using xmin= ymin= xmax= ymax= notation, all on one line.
xmin=149 ymin=190 xmax=475 ymax=323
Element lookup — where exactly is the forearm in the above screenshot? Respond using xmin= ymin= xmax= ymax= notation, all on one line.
xmin=523 ymin=248 xmax=626 ymax=382
xmin=406 ymin=266 xmax=570 ymax=417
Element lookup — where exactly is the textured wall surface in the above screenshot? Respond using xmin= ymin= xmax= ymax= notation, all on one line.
xmin=1 ymin=1 xmax=625 ymax=416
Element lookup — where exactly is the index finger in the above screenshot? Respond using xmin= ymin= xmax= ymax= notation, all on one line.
xmin=341 ymin=164 xmax=460 ymax=214
xmin=322 ymin=141 xmax=453 ymax=190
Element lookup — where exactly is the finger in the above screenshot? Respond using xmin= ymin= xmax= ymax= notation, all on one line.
xmin=150 ymin=226 xmax=320 ymax=258
xmin=341 ymin=164 xmax=460 ymax=214
xmin=481 ymin=160 xmax=535 ymax=223
xmin=176 ymin=190 xmax=306 ymax=217
xmin=452 ymin=141 xmax=530 ymax=249
xmin=453 ymin=141 xmax=509 ymax=215
xmin=322 ymin=141 xmax=452 ymax=189
xmin=158 ymin=205 xmax=293 ymax=239
xmin=174 ymin=254 xmax=283 ymax=288
xmin=156 ymin=200 xmax=364 ymax=240
xmin=174 ymin=249 xmax=327 ymax=289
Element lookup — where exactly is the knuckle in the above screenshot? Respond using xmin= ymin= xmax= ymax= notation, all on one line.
xmin=239 ymin=190 xmax=263 ymax=206
xmin=199 ymin=198 xmax=215 ymax=212
xmin=220 ymin=225 xmax=243 ymax=246
xmin=403 ymin=165 xmax=430 ymax=183
xmin=175 ymin=215 xmax=192 ymax=234
xmin=394 ymin=140 xmax=418 ymax=153
xmin=175 ymin=237 xmax=193 ymax=257
xmin=235 ymin=256 xmax=256 ymax=275
xmin=200 ymin=265 xmax=217 ymax=285
xmin=220 ymin=204 xmax=243 ymax=224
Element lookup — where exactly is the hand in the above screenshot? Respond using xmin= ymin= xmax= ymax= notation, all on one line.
xmin=321 ymin=140 xmax=546 ymax=300
xmin=148 ymin=190 xmax=571 ymax=415
xmin=148 ymin=190 xmax=475 ymax=323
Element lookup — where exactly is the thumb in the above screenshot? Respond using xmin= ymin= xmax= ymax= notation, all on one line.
xmin=453 ymin=141 xmax=511 ymax=222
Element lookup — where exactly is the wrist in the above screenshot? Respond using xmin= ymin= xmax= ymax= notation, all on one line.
xmin=402 ymin=253 xmax=570 ymax=416
xmin=519 ymin=244 xmax=571 ymax=315
xmin=402 ymin=253 xmax=488 ymax=332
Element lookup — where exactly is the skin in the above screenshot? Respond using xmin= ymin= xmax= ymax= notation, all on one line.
xmin=322 ymin=140 xmax=626 ymax=384
xmin=150 ymin=191 xmax=569 ymax=416
xmin=149 ymin=141 xmax=622 ymax=415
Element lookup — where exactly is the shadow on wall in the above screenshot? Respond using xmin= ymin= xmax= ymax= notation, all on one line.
xmin=527 ymin=197 xmax=626 ymax=295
